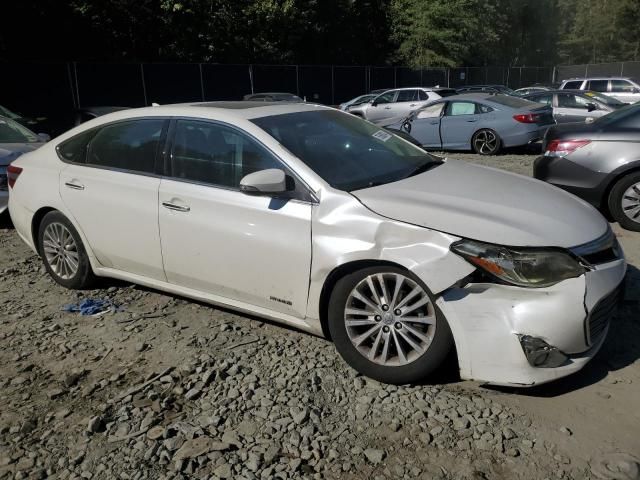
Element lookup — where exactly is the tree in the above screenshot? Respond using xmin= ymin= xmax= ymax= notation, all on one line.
xmin=389 ymin=0 xmax=503 ymax=67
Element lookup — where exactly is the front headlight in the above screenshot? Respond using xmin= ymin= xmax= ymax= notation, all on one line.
xmin=451 ymin=239 xmax=585 ymax=288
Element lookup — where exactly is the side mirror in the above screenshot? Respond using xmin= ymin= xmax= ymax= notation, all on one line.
xmin=371 ymin=100 xmax=378 ymax=107
xmin=37 ymin=133 xmax=51 ymax=142
xmin=240 ymin=168 xmax=289 ymax=196
xmin=585 ymin=103 xmax=597 ymax=112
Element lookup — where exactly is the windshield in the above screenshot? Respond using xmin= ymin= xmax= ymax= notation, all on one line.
xmin=252 ymin=110 xmax=439 ymax=191
xmin=0 ymin=116 xmax=39 ymax=143
xmin=581 ymin=91 xmax=625 ymax=106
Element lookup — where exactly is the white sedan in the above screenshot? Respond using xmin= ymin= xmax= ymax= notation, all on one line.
xmin=8 ymin=101 xmax=626 ymax=386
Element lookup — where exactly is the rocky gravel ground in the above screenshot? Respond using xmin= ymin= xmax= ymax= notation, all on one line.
xmin=1 ymin=152 xmax=639 ymax=480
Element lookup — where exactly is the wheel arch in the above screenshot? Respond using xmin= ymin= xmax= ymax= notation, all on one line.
xmin=601 ymin=162 xmax=640 ymax=213
xmin=31 ymin=206 xmax=58 ymax=256
xmin=318 ymin=259 xmax=415 ymax=340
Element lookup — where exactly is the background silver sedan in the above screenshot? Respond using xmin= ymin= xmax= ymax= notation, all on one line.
xmin=0 ymin=115 xmax=47 ymax=214
xmin=384 ymin=93 xmax=555 ymax=155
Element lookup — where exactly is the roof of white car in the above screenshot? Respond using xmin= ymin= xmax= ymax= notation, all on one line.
xmin=99 ymin=101 xmax=333 ymax=123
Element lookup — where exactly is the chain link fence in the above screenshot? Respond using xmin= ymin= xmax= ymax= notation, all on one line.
xmin=0 ymin=62 xmax=555 ymax=119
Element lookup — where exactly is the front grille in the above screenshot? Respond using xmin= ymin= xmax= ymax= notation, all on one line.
xmin=585 ymin=284 xmax=623 ymax=345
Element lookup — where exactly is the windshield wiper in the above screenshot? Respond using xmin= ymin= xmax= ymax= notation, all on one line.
xmin=406 ymin=160 xmax=442 ymax=178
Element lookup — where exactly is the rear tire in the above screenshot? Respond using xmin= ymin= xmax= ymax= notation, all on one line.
xmin=38 ymin=211 xmax=97 ymax=289
xmin=608 ymin=172 xmax=640 ymax=231
xmin=472 ymin=129 xmax=501 ymax=155
xmin=328 ymin=266 xmax=453 ymax=385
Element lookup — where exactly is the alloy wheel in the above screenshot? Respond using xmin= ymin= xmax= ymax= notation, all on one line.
xmin=473 ymin=130 xmax=498 ymax=154
xmin=42 ymin=222 xmax=80 ymax=280
xmin=621 ymin=182 xmax=640 ymax=222
xmin=344 ymin=273 xmax=436 ymax=367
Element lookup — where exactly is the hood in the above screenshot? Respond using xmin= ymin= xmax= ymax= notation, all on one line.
xmin=0 ymin=143 xmax=42 ymax=166
xmin=352 ymin=160 xmax=608 ymax=248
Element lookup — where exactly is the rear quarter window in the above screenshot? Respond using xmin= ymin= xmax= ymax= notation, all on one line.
xmin=56 ymin=129 xmax=97 ymax=163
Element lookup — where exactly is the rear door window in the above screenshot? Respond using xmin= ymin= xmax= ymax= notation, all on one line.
xmin=396 ymin=90 xmax=419 ymax=102
xmin=418 ymin=90 xmax=429 ymax=101
xmin=87 ymin=119 xmax=165 ymax=174
xmin=530 ymin=94 xmax=553 ymax=106
xmin=557 ymin=94 xmax=585 ymax=108
xmin=446 ymin=102 xmax=476 ymax=116
xmin=587 ymin=80 xmax=608 ymax=92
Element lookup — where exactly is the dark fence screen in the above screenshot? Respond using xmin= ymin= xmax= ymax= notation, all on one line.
xmin=1 ymin=62 xmax=557 ymax=119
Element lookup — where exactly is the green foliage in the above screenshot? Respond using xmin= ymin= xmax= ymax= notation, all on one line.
xmin=0 ymin=0 xmax=639 ymax=66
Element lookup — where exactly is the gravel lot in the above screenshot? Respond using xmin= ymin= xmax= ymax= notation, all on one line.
xmin=1 ymin=152 xmax=639 ymax=480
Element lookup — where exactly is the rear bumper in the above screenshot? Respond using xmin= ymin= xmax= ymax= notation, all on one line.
xmin=533 ymin=155 xmax=609 ymax=207
xmin=502 ymin=124 xmax=551 ymax=148
xmin=437 ymin=257 xmax=626 ymax=387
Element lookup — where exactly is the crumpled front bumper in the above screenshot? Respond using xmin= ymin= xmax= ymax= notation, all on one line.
xmin=436 ymin=257 xmax=626 ymax=387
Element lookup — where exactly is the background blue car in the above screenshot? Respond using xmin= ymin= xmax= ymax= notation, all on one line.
xmin=384 ymin=93 xmax=555 ymax=155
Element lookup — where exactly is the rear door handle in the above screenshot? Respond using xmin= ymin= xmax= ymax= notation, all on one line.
xmin=409 ymin=103 xmax=417 ymax=107
xmin=384 ymin=106 xmax=391 ymax=110
xmin=466 ymin=119 xmax=478 ymax=122
xmin=64 ymin=181 xmax=84 ymax=190
xmin=162 ymin=202 xmax=190 ymax=212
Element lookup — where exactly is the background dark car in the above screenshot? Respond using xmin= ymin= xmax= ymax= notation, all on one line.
xmin=243 ymin=92 xmax=303 ymax=102
xmin=524 ymin=90 xmax=626 ymax=124
xmin=456 ymin=84 xmax=517 ymax=95
xmin=535 ymin=103 xmax=640 ymax=230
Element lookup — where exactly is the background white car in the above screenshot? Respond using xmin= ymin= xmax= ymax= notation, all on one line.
xmin=347 ymin=87 xmax=457 ymax=124
xmin=8 ymin=102 xmax=626 ymax=386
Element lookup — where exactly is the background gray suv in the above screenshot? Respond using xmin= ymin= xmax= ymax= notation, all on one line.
xmin=559 ymin=77 xmax=640 ymax=104
xmin=534 ymin=103 xmax=640 ymax=231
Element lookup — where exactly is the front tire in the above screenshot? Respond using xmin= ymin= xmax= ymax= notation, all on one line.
xmin=328 ymin=266 xmax=453 ymax=385
xmin=38 ymin=211 xmax=96 ymax=289
xmin=472 ymin=129 xmax=501 ymax=155
xmin=608 ymin=172 xmax=640 ymax=231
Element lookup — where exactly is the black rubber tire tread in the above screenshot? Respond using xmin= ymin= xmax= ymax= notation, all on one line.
xmin=37 ymin=210 xmax=97 ymax=289
xmin=328 ymin=266 xmax=453 ymax=385
xmin=608 ymin=172 xmax=640 ymax=232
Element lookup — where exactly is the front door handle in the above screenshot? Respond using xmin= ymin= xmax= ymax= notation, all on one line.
xmin=409 ymin=103 xmax=417 ymax=107
xmin=162 ymin=202 xmax=190 ymax=212
xmin=64 ymin=181 xmax=84 ymax=190
xmin=466 ymin=119 xmax=478 ymax=122
xmin=384 ymin=106 xmax=391 ymax=109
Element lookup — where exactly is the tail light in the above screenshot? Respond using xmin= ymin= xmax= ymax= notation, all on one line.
xmin=545 ymin=139 xmax=591 ymax=158
xmin=513 ymin=113 xmax=543 ymax=123
xmin=7 ymin=164 xmax=23 ymax=188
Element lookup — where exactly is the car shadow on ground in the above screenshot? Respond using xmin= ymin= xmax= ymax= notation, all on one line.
xmin=484 ymin=264 xmax=640 ymax=398
xmin=0 ymin=212 xmax=13 ymax=229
